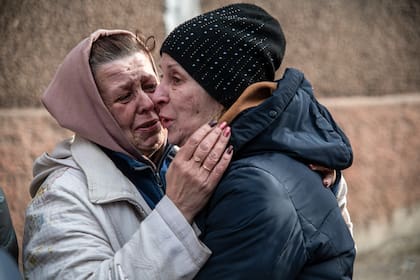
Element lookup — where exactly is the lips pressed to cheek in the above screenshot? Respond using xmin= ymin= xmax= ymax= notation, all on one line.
xmin=159 ymin=117 xmax=173 ymax=129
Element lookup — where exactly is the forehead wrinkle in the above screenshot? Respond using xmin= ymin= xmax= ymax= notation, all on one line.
xmin=101 ymin=64 xmax=141 ymax=84
xmin=100 ymin=52 xmax=149 ymax=74
xmin=97 ymin=53 xmax=158 ymax=93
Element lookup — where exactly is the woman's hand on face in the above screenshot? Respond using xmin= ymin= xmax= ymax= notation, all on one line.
xmin=166 ymin=122 xmax=233 ymax=224
xmin=309 ymin=164 xmax=337 ymax=188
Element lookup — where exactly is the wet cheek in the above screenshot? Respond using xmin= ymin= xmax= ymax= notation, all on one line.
xmin=111 ymin=107 xmax=134 ymax=130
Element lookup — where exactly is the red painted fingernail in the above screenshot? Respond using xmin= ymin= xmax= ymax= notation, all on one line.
xmin=208 ymin=120 xmax=218 ymax=127
xmin=219 ymin=121 xmax=227 ymax=130
xmin=223 ymin=126 xmax=231 ymax=137
xmin=226 ymin=145 xmax=233 ymax=154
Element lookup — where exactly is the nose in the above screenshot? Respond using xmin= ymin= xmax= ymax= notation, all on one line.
xmin=135 ymin=90 xmax=155 ymax=114
xmin=151 ymin=82 xmax=169 ymax=109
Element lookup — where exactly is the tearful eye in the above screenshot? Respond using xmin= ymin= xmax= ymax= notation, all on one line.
xmin=116 ymin=92 xmax=134 ymax=104
xmin=143 ymin=83 xmax=157 ymax=93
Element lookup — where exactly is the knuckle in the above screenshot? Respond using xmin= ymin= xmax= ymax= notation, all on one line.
xmin=208 ymin=150 xmax=220 ymax=161
xmin=198 ymin=141 xmax=212 ymax=153
xmin=205 ymin=159 xmax=218 ymax=169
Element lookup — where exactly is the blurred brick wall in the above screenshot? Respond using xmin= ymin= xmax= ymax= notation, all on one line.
xmin=0 ymin=0 xmax=166 ymax=107
xmin=323 ymin=95 xmax=420 ymax=251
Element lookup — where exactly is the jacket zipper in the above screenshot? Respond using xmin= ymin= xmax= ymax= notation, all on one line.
xmin=154 ymin=144 xmax=174 ymax=195
xmin=133 ymin=144 xmax=174 ymax=196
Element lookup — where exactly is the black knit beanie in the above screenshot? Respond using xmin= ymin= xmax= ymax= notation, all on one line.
xmin=160 ymin=3 xmax=286 ymax=108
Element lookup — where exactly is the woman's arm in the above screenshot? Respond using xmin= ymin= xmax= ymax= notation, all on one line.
xmin=335 ymin=175 xmax=354 ymax=236
xmin=23 ymin=171 xmax=209 ymax=279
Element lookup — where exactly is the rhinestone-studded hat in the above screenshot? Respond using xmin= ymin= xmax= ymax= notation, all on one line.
xmin=160 ymin=3 xmax=286 ymax=108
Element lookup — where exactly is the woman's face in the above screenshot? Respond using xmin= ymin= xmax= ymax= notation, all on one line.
xmin=95 ymin=52 xmax=166 ymax=157
xmin=152 ymin=53 xmax=224 ymax=146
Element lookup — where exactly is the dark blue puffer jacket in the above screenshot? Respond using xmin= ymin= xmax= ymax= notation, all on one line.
xmin=195 ymin=68 xmax=355 ymax=279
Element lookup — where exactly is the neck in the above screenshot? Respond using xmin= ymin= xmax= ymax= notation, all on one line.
xmin=147 ymin=143 xmax=167 ymax=165
xmin=142 ymin=129 xmax=168 ymax=166
xmin=219 ymin=81 xmax=277 ymax=124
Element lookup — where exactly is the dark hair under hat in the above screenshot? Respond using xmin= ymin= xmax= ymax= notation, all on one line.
xmin=160 ymin=3 xmax=286 ymax=108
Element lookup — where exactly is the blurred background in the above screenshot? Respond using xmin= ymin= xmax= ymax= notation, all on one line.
xmin=0 ymin=0 xmax=419 ymax=278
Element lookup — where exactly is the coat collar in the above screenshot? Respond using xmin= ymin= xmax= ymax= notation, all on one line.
xmin=220 ymin=69 xmax=299 ymax=153
xmin=219 ymin=68 xmax=353 ymax=169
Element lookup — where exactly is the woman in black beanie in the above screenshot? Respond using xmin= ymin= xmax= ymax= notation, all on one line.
xmin=153 ymin=3 xmax=355 ymax=279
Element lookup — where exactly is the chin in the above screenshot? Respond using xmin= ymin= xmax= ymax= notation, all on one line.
xmin=153 ymin=133 xmax=166 ymax=148
xmin=134 ymin=133 xmax=164 ymax=151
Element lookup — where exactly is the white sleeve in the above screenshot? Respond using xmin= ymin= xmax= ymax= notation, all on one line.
xmin=335 ymin=175 xmax=354 ymax=236
xmin=23 ymin=172 xmax=210 ymax=280
xmin=114 ymin=196 xmax=211 ymax=279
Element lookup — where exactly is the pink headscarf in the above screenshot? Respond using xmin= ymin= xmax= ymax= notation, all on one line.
xmin=42 ymin=29 xmax=154 ymax=160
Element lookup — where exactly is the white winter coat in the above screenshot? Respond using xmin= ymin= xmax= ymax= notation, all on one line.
xmin=23 ymin=135 xmax=210 ymax=279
